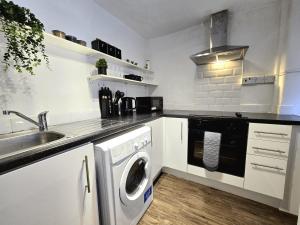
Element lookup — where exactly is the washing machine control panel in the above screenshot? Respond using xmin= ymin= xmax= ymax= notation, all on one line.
xmin=110 ymin=127 xmax=151 ymax=164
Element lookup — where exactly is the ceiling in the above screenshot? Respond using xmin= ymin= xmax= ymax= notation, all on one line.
xmin=94 ymin=0 xmax=279 ymax=39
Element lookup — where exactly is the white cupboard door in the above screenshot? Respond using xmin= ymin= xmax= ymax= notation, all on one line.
xmin=146 ymin=118 xmax=164 ymax=180
xmin=0 ymin=143 xmax=99 ymax=225
xmin=164 ymin=118 xmax=188 ymax=172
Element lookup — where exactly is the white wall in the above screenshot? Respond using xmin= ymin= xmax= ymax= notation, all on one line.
xmin=149 ymin=1 xmax=281 ymax=112
xmin=0 ymin=0 xmax=149 ymax=133
xmin=278 ymin=0 xmax=300 ymax=115
xmin=276 ymin=0 xmax=300 ymax=216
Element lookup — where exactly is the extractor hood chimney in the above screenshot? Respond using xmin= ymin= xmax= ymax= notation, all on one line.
xmin=190 ymin=10 xmax=249 ymax=65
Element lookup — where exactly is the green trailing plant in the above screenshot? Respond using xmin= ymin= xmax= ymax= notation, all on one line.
xmin=0 ymin=0 xmax=49 ymax=75
xmin=96 ymin=58 xmax=107 ymax=68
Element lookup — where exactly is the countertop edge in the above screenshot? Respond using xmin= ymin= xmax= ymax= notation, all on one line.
xmin=1 ymin=110 xmax=300 ymax=174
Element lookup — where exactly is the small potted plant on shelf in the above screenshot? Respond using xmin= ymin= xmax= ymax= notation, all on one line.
xmin=96 ymin=58 xmax=107 ymax=75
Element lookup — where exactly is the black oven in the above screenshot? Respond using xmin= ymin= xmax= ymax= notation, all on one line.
xmin=188 ymin=117 xmax=249 ymax=177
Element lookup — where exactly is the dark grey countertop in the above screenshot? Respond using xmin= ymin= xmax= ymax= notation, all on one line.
xmin=1 ymin=109 xmax=300 ymax=174
xmin=162 ymin=110 xmax=300 ymax=125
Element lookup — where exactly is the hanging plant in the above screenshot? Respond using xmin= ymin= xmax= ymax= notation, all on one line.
xmin=0 ymin=0 xmax=49 ymax=75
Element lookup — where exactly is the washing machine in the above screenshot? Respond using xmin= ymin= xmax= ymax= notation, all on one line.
xmin=94 ymin=126 xmax=153 ymax=225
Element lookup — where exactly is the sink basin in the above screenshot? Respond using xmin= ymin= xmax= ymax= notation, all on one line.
xmin=0 ymin=131 xmax=65 ymax=158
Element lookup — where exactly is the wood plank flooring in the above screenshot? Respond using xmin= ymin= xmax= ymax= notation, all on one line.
xmin=138 ymin=174 xmax=297 ymax=225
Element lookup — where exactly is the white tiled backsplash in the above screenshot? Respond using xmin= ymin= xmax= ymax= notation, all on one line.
xmin=193 ymin=60 xmax=274 ymax=112
xmin=194 ymin=61 xmax=243 ymax=111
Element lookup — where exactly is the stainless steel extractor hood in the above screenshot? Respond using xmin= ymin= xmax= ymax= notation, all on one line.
xmin=190 ymin=10 xmax=249 ymax=65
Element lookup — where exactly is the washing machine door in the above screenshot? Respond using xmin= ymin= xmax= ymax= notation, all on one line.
xmin=119 ymin=151 xmax=151 ymax=208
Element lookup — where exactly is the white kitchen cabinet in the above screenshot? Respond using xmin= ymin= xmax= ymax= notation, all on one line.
xmin=0 ymin=143 xmax=99 ymax=225
xmin=244 ymin=123 xmax=292 ymax=199
xmin=164 ymin=118 xmax=188 ymax=172
xmin=146 ymin=118 xmax=164 ymax=180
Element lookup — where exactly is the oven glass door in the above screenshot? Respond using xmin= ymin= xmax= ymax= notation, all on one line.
xmin=188 ymin=119 xmax=248 ymax=177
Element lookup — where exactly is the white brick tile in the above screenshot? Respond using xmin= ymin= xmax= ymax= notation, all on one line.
xmin=195 ymin=97 xmax=215 ymax=105
xmin=199 ymin=64 xmax=210 ymax=71
xmin=216 ymin=98 xmax=232 ymax=105
xmin=204 ymin=69 xmax=233 ymax=77
xmin=195 ymin=91 xmax=208 ymax=98
xmin=231 ymin=98 xmax=241 ymax=105
xmin=195 ymin=84 xmax=209 ymax=91
xmin=208 ymin=84 xmax=218 ymax=91
xmin=208 ymin=105 xmax=224 ymax=111
xmin=223 ymin=91 xmax=240 ymax=98
xmin=193 ymin=104 xmax=209 ymax=111
xmin=234 ymin=67 xmax=243 ymax=76
xmin=209 ymin=77 xmax=224 ymax=84
xmin=225 ymin=61 xmax=243 ymax=69
xmin=210 ymin=63 xmax=225 ymax=70
xmin=195 ymin=78 xmax=209 ymax=85
xmin=217 ymin=84 xmax=232 ymax=91
xmin=223 ymin=105 xmax=241 ymax=112
xmin=224 ymin=76 xmax=242 ymax=84
xmin=196 ymin=71 xmax=204 ymax=79
xmin=232 ymin=84 xmax=242 ymax=90
xmin=209 ymin=90 xmax=223 ymax=98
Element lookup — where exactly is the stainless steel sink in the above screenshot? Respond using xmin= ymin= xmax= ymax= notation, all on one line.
xmin=0 ymin=131 xmax=65 ymax=158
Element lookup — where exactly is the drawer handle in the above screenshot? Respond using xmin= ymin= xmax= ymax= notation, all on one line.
xmin=254 ymin=131 xmax=288 ymax=136
xmin=250 ymin=162 xmax=284 ymax=171
xmin=252 ymin=147 xmax=286 ymax=154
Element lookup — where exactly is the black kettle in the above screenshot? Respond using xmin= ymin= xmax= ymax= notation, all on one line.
xmin=120 ymin=97 xmax=136 ymax=116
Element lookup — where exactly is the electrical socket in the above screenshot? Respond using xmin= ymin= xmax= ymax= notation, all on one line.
xmin=242 ymin=77 xmax=257 ymax=85
xmin=242 ymin=75 xmax=275 ymax=85
xmin=264 ymin=75 xmax=275 ymax=84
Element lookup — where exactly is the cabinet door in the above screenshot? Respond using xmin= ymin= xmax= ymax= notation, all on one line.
xmin=0 ymin=143 xmax=99 ymax=225
xmin=146 ymin=118 xmax=164 ymax=180
xmin=164 ymin=118 xmax=188 ymax=172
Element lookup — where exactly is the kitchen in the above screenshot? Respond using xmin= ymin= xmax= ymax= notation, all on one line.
xmin=0 ymin=0 xmax=300 ymax=224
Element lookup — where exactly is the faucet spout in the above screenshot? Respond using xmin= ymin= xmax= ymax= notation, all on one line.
xmin=3 ymin=110 xmax=49 ymax=131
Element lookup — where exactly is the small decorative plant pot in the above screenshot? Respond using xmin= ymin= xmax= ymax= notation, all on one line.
xmin=98 ymin=67 xmax=107 ymax=75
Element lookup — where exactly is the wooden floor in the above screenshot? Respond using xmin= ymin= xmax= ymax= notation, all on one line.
xmin=138 ymin=174 xmax=297 ymax=225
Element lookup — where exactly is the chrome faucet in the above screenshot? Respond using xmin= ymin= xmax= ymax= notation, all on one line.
xmin=3 ymin=110 xmax=49 ymax=131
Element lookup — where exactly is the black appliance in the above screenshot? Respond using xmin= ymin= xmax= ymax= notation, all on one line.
xmin=115 ymin=48 xmax=122 ymax=59
xmin=107 ymin=44 xmax=116 ymax=57
xmin=136 ymin=97 xmax=163 ymax=114
xmin=120 ymin=97 xmax=136 ymax=116
xmin=112 ymin=90 xmax=124 ymax=117
xmin=98 ymin=87 xmax=113 ymax=118
xmin=92 ymin=39 xmax=108 ymax=54
xmin=188 ymin=117 xmax=248 ymax=177
xmin=124 ymin=74 xmax=143 ymax=82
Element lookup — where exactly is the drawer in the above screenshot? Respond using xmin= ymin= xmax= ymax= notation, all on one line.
xmin=244 ymin=154 xmax=287 ymax=199
xmin=248 ymin=123 xmax=292 ymax=142
xmin=247 ymin=139 xmax=290 ymax=159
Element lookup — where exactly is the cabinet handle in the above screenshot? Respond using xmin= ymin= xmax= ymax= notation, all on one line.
xmin=84 ymin=156 xmax=91 ymax=193
xmin=254 ymin=131 xmax=288 ymax=136
xmin=250 ymin=162 xmax=284 ymax=171
xmin=252 ymin=147 xmax=286 ymax=154
xmin=180 ymin=122 xmax=183 ymax=143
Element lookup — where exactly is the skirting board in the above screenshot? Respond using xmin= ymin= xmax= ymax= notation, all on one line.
xmin=162 ymin=167 xmax=288 ymax=214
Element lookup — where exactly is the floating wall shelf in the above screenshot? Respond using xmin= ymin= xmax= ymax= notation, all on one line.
xmin=44 ymin=32 xmax=154 ymax=74
xmin=88 ymin=75 xmax=158 ymax=86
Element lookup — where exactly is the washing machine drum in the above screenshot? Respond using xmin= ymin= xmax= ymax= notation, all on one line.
xmin=119 ymin=151 xmax=151 ymax=210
